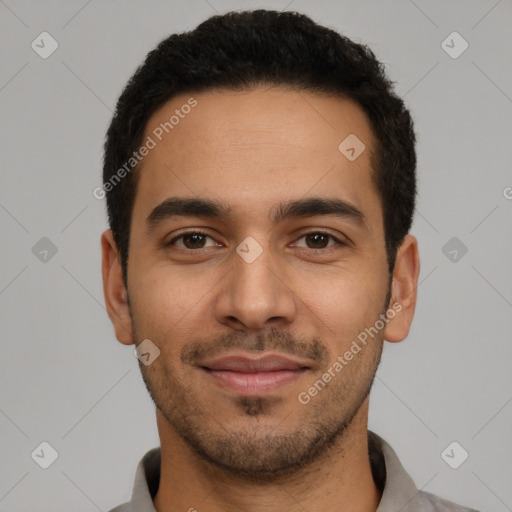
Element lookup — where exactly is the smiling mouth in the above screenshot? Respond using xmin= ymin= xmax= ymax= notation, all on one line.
xmin=200 ymin=353 xmax=311 ymax=395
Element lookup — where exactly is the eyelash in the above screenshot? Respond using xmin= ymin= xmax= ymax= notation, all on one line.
xmin=166 ymin=230 xmax=347 ymax=255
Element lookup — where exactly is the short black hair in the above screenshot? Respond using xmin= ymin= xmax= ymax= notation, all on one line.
xmin=102 ymin=9 xmax=416 ymax=286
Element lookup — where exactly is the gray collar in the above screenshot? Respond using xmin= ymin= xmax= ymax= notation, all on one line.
xmin=113 ymin=430 xmax=476 ymax=512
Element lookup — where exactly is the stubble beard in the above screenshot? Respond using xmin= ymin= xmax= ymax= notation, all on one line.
xmin=134 ymin=325 xmax=384 ymax=483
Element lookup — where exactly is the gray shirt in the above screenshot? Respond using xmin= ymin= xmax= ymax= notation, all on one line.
xmin=109 ymin=431 xmax=479 ymax=512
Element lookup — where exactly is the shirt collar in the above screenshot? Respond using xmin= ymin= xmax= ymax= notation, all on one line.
xmin=123 ymin=430 xmax=421 ymax=512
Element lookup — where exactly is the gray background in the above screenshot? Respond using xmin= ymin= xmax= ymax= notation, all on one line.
xmin=1 ymin=0 xmax=511 ymax=511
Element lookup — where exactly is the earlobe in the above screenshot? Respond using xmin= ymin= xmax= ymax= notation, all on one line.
xmin=101 ymin=229 xmax=134 ymax=345
xmin=383 ymin=234 xmax=420 ymax=343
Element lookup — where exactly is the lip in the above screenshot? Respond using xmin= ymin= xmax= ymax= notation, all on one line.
xmin=200 ymin=353 xmax=310 ymax=395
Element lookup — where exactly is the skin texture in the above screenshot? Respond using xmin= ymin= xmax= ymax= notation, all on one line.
xmin=102 ymin=86 xmax=420 ymax=512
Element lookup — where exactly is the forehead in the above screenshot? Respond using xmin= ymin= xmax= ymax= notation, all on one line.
xmin=132 ymin=87 xmax=381 ymax=228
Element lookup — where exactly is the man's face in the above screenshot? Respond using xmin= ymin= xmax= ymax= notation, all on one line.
xmin=124 ymin=87 xmax=393 ymax=478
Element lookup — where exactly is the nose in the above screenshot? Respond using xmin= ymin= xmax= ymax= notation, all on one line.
xmin=213 ymin=242 xmax=297 ymax=332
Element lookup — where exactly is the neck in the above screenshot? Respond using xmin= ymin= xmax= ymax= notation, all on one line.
xmin=153 ymin=398 xmax=381 ymax=512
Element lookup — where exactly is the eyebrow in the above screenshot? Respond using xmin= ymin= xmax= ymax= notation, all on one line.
xmin=145 ymin=196 xmax=367 ymax=233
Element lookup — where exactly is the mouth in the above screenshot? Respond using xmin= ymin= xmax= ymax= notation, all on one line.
xmin=200 ymin=353 xmax=311 ymax=395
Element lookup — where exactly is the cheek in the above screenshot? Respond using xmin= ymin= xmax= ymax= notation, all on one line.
xmin=297 ymin=267 xmax=385 ymax=345
xmin=129 ymin=265 xmax=220 ymax=342
xmin=129 ymin=271 xmax=186 ymax=331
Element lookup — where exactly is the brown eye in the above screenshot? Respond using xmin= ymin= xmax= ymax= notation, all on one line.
xmin=295 ymin=232 xmax=341 ymax=251
xmin=304 ymin=233 xmax=331 ymax=249
xmin=167 ymin=231 xmax=217 ymax=250
xmin=182 ymin=233 xmax=207 ymax=249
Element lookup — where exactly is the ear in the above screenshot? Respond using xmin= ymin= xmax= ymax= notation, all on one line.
xmin=383 ymin=234 xmax=420 ymax=343
xmin=101 ymin=229 xmax=134 ymax=345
